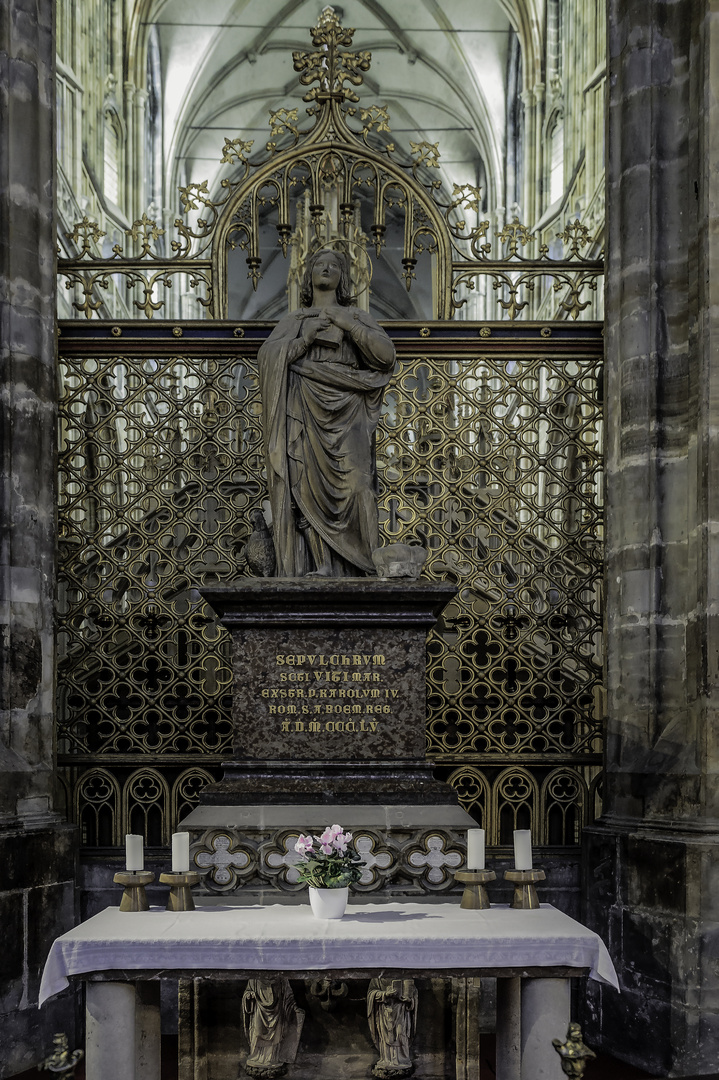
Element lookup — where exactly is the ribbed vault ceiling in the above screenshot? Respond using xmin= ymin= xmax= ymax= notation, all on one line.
xmin=142 ymin=0 xmax=525 ymax=316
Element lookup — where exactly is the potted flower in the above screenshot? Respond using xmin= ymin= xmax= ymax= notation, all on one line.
xmin=294 ymin=824 xmax=363 ymax=919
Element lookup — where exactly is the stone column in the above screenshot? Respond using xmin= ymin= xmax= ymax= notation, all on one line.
xmin=0 ymin=0 xmax=77 ymax=1072
xmin=132 ymin=88 xmax=149 ymax=224
xmin=520 ymin=87 xmax=535 ymax=226
xmin=583 ymin=2 xmax=719 ymax=1075
xmin=495 ymin=977 xmax=521 ymax=1080
xmin=520 ymin=979 xmax=569 ymax=1080
xmin=86 ymin=982 xmax=138 ymax=1080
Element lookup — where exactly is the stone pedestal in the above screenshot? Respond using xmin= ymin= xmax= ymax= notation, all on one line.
xmin=198 ymin=579 xmax=458 ymax=807
xmin=185 ymin=579 xmax=472 ymax=903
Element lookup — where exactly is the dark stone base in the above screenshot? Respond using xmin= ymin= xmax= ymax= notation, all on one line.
xmin=0 ymin=820 xmax=79 ymax=1078
xmin=582 ymin=817 xmax=719 ymax=1078
xmin=200 ymin=760 xmax=459 ymax=806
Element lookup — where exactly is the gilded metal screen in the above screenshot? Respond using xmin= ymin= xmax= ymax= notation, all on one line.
xmin=56 ymin=322 xmax=603 ymax=850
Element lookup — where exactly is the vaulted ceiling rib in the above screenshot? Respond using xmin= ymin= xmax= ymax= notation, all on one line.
xmin=148 ymin=0 xmax=517 ymax=213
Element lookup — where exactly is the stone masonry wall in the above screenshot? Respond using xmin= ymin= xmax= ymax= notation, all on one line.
xmin=583 ymin=3 xmax=719 ymax=1075
xmin=0 ymin=2 xmax=78 ymax=1074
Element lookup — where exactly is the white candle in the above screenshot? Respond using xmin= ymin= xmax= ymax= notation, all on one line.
xmin=125 ymin=834 xmax=144 ymax=871
xmin=467 ymin=829 xmax=485 ymax=870
xmin=172 ymin=832 xmax=190 ymax=873
xmin=513 ymin=830 xmax=533 ymax=871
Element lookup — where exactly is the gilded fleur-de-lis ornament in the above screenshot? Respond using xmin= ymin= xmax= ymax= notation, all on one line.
xmin=552 ymin=1022 xmax=597 ymax=1078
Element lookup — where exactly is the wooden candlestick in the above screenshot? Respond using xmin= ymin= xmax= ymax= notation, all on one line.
xmin=504 ymin=868 xmax=546 ymax=909
xmin=113 ymin=870 xmax=155 ymax=911
xmin=455 ymin=869 xmax=496 ymax=909
xmin=159 ymin=870 xmax=200 ymax=911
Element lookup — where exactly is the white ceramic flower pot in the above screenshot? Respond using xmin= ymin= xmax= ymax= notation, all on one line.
xmin=309 ymin=886 xmax=349 ymax=920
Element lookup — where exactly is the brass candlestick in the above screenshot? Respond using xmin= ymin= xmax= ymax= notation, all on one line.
xmin=455 ymin=869 xmax=496 ymax=909
xmin=113 ymin=870 xmax=155 ymax=911
xmin=504 ymin=868 xmax=546 ymax=909
xmin=160 ymin=870 xmax=200 ymax=911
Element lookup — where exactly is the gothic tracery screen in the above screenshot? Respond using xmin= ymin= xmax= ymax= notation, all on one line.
xmin=56 ymin=323 xmax=603 ymax=849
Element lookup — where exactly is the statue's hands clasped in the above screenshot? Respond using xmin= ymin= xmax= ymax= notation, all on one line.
xmin=322 ymin=304 xmax=356 ymax=333
xmin=301 ymin=316 xmax=331 ymax=347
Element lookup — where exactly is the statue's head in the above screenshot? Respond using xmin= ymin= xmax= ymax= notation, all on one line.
xmin=300 ymin=247 xmax=355 ymax=307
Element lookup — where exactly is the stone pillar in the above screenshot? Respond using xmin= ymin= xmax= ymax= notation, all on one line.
xmin=86 ymin=982 xmax=138 ymax=1080
xmin=520 ymin=979 xmax=569 ymax=1080
xmin=520 ymin=87 xmax=535 ymax=225
xmin=495 ymin=977 xmax=521 ymax=1080
xmin=132 ymin=88 xmax=149 ymax=224
xmin=0 ymin=0 xmax=77 ymax=1073
xmin=583 ymin=2 xmax=719 ymax=1075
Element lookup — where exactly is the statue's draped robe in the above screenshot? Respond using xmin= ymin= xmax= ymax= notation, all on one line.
xmin=367 ymin=977 xmax=418 ymax=1070
xmin=258 ymin=308 xmax=395 ymax=576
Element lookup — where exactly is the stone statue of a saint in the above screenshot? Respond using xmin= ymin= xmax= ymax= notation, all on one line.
xmin=258 ymin=249 xmax=396 ymax=577
xmin=367 ymin=977 xmax=418 ymax=1078
xmin=242 ymin=976 xmax=304 ymax=1078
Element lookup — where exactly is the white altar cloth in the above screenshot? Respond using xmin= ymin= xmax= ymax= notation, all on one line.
xmin=40 ymin=901 xmax=618 ymax=1003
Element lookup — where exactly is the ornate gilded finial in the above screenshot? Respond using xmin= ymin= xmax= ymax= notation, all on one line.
xmin=40 ymin=1033 xmax=84 ymax=1077
xmin=65 ymin=216 xmax=105 ymax=258
xmin=292 ymin=6 xmax=371 ymax=104
xmin=552 ymin=1022 xmax=597 ymax=1079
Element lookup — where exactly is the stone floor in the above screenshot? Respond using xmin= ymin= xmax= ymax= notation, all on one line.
xmin=14 ymin=1034 xmax=668 ymax=1079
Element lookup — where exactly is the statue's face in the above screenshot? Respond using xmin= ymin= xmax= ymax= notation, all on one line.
xmin=311 ymin=252 xmax=342 ymax=292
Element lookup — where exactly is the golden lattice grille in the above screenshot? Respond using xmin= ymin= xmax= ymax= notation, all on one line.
xmin=56 ymin=324 xmax=603 ymax=847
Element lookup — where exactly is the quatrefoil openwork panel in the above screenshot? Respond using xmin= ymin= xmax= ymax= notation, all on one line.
xmin=194 ymin=832 xmax=252 ymax=891
xmin=406 ymin=833 xmax=463 ymax=887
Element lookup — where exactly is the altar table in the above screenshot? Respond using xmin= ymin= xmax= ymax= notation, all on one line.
xmin=40 ymin=902 xmax=618 ymax=1080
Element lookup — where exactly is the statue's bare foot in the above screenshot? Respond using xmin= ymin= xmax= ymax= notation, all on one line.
xmin=306 ymin=566 xmax=333 ymax=577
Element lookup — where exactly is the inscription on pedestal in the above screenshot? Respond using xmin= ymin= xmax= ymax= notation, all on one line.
xmin=233 ymin=628 xmax=425 ymax=761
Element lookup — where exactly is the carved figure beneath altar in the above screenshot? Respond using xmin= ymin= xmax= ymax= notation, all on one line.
xmin=258 ymin=249 xmax=395 ymax=577
xmin=367 ymin=977 xmax=418 ymax=1078
xmin=242 ymin=976 xmax=305 ymax=1078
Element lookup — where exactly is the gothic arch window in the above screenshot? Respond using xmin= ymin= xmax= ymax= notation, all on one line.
xmin=145 ymin=27 xmax=162 ymax=219
xmin=547 ymin=112 xmax=565 ymax=207
xmin=104 ymin=107 xmax=123 ymax=207
xmin=504 ymin=29 xmax=523 ymax=213
xmin=75 ymin=769 xmax=121 ymax=848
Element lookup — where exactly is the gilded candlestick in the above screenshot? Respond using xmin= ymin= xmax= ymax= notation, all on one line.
xmin=113 ymin=870 xmax=155 ymax=911
xmin=455 ymin=869 xmax=496 ymax=909
xmin=504 ymin=868 xmax=546 ymax=909
xmin=160 ymin=870 xmax=200 ymax=911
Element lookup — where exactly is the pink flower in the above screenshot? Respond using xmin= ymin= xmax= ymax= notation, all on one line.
xmin=317 ymin=828 xmax=335 ymax=846
xmin=330 ymin=824 xmax=343 ymax=836
xmin=294 ymin=834 xmax=314 ymax=855
xmin=320 ymin=842 xmax=333 ymax=855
